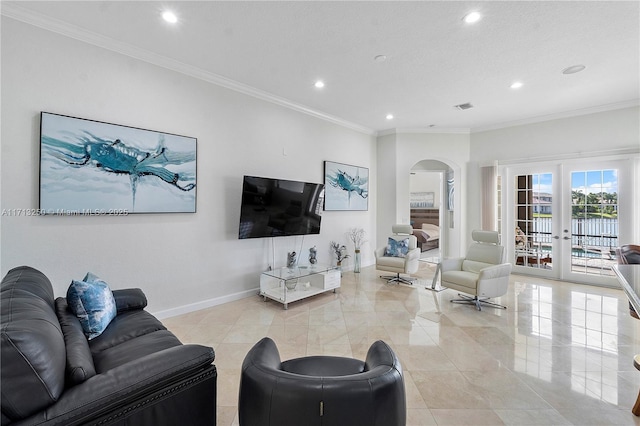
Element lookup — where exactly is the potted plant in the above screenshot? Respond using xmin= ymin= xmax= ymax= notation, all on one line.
xmin=330 ymin=241 xmax=350 ymax=272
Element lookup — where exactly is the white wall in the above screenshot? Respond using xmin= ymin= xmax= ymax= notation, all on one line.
xmin=409 ymin=172 xmax=441 ymax=209
xmin=0 ymin=18 xmax=376 ymax=316
xmin=468 ymin=107 xmax=640 ymax=234
xmin=374 ymin=133 xmax=397 ymax=250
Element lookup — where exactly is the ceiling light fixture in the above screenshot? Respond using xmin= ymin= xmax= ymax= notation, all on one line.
xmin=562 ymin=64 xmax=586 ymax=75
xmin=510 ymin=81 xmax=523 ymax=89
xmin=374 ymin=55 xmax=387 ymax=63
xmin=162 ymin=11 xmax=178 ymax=24
xmin=314 ymin=80 xmax=325 ymax=89
xmin=386 ymin=114 xmax=394 ymax=120
xmin=463 ymin=11 xmax=482 ymax=24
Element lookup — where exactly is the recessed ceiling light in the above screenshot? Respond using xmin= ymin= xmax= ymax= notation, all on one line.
xmin=314 ymin=80 xmax=325 ymax=89
xmin=463 ymin=11 xmax=482 ymax=24
xmin=386 ymin=114 xmax=394 ymax=120
xmin=162 ymin=11 xmax=178 ymax=24
xmin=510 ymin=81 xmax=523 ymax=89
xmin=562 ymin=65 xmax=586 ymax=75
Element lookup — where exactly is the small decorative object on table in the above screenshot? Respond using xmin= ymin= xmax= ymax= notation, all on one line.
xmin=287 ymin=251 xmax=297 ymax=268
xmin=308 ymin=246 xmax=317 ymax=264
xmin=285 ymin=280 xmax=297 ymax=291
xmin=346 ymin=228 xmax=367 ymax=273
xmin=330 ymin=241 xmax=349 ymax=273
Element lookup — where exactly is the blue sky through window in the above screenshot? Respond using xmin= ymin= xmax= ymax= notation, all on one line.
xmin=571 ymin=170 xmax=617 ymax=194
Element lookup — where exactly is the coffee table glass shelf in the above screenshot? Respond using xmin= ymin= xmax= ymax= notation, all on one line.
xmin=260 ymin=264 xmax=340 ymax=309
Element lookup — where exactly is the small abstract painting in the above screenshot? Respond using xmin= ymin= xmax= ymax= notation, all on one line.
xmin=324 ymin=160 xmax=368 ymax=211
xmin=39 ymin=112 xmax=196 ymax=214
xmin=410 ymin=192 xmax=435 ymax=208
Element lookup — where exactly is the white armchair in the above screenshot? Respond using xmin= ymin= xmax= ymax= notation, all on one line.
xmin=375 ymin=224 xmax=421 ymax=285
xmin=442 ymin=230 xmax=512 ymax=310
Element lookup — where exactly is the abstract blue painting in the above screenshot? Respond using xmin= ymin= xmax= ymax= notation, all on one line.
xmin=324 ymin=160 xmax=368 ymax=211
xmin=39 ymin=112 xmax=196 ymax=214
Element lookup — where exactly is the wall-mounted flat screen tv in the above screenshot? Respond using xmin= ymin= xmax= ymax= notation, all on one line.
xmin=238 ymin=176 xmax=324 ymax=239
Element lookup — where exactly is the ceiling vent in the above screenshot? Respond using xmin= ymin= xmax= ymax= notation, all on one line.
xmin=454 ymin=102 xmax=474 ymax=110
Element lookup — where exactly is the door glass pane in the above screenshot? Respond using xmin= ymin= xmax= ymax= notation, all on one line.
xmin=570 ymin=170 xmax=618 ymax=276
xmin=515 ymin=173 xmax=552 ymax=269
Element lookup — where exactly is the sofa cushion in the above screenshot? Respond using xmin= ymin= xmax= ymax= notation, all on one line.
xmin=89 ymin=309 xmax=168 ymax=355
xmin=441 ymin=270 xmax=479 ymax=291
xmin=462 ymin=259 xmax=493 ymax=274
xmin=55 ymin=298 xmax=97 ymax=385
xmin=282 ymin=356 xmax=364 ymax=376
xmin=67 ymin=273 xmax=117 ymax=340
xmin=92 ymin=330 xmax=182 ymax=373
xmin=384 ymin=237 xmax=409 ymax=257
xmin=1 ymin=266 xmax=66 ymax=422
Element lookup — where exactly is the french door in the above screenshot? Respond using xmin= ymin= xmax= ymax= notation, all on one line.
xmin=504 ymin=159 xmax=632 ymax=286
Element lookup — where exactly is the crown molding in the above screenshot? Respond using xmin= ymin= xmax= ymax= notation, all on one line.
xmin=471 ymin=99 xmax=640 ymax=133
xmin=377 ymin=127 xmax=471 ymax=137
xmin=1 ymin=3 xmax=376 ymax=136
xmin=496 ymin=147 xmax=639 ymax=166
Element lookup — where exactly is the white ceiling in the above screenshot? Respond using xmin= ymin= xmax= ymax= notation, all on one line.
xmin=3 ymin=1 xmax=639 ymax=134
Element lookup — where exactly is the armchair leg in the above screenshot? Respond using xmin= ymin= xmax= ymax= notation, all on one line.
xmin=450 ymin=293 xmax=507 ymax=311
xmin=380 ymin=273 xmax=415 ymax=285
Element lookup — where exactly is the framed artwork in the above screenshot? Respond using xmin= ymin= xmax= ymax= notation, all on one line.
xmin=324 ymin=160 xmax=369 ymax=211
xmin=410 ymin=192 xmax=435 ymax=208
xmin=39 ymin=112 xmax=197 ymax=214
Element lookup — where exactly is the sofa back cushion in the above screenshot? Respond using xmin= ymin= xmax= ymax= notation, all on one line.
xmin=465 ymin=243 xmax=504 ymax=265
xmin=1 ymin=266 xmax=67 ymax=421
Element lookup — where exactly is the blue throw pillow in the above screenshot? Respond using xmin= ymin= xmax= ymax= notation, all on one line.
xmin=384 ymin=237 xmax=410 ymax=258
xmin=66 ymin=273 xmax=116 ymax=340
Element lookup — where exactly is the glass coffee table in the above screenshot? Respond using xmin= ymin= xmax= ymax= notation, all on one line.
xmin=259 ymin=264 xmax=340 ymax=309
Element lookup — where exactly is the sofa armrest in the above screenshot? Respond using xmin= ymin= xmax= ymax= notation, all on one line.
xmin=478 ymin=263 xmax=512 ymax=280
xmin=33 ymin=344 xmax=214 ymax=425
xmin=112 ymin=288 xmax=147 ymax=312
xmin=477 ymin=263 xmax=513 ymax=298
xmin=406 ymin=247 xmax=421 ymax=261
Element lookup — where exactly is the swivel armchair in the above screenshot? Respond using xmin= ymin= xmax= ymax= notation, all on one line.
xmin=239 ymin=337 xmax=406 ymax=426
xmin=375 ymin=224 xmax=421 ymax=285
xmin=441 ymin=230 xmax=512 ymax=311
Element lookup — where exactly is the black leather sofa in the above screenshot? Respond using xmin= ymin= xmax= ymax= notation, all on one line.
xmin=1 ymin=266 xmax=216 ymax=426
xmin=239 ymin=337 xmax=406 ymax=426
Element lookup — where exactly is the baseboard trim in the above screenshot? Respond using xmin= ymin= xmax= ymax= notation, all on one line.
xmin=152 ymin=287 xmax=259 ymax=320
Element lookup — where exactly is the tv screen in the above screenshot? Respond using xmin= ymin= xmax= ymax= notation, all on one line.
xmin=238 ymin=176 xmax=324 ymax=239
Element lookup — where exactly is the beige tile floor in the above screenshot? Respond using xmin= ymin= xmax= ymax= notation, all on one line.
xmin=162 ymin=262 xmax=640 ymax=425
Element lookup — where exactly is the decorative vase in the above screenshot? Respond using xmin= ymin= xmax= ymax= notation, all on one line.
xmin=354 ymin=249 xmax=361 ymax=273
xmin=287 ymin=251 xmax=297 ymax=268
xmin=309 ymin=246 xmax=317 ymax=264
xmin=336 ymin=260 xmax=342 ymax=275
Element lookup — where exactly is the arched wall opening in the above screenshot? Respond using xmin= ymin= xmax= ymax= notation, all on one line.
xmin=375 ymin=131 xmax=470 ymax=258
